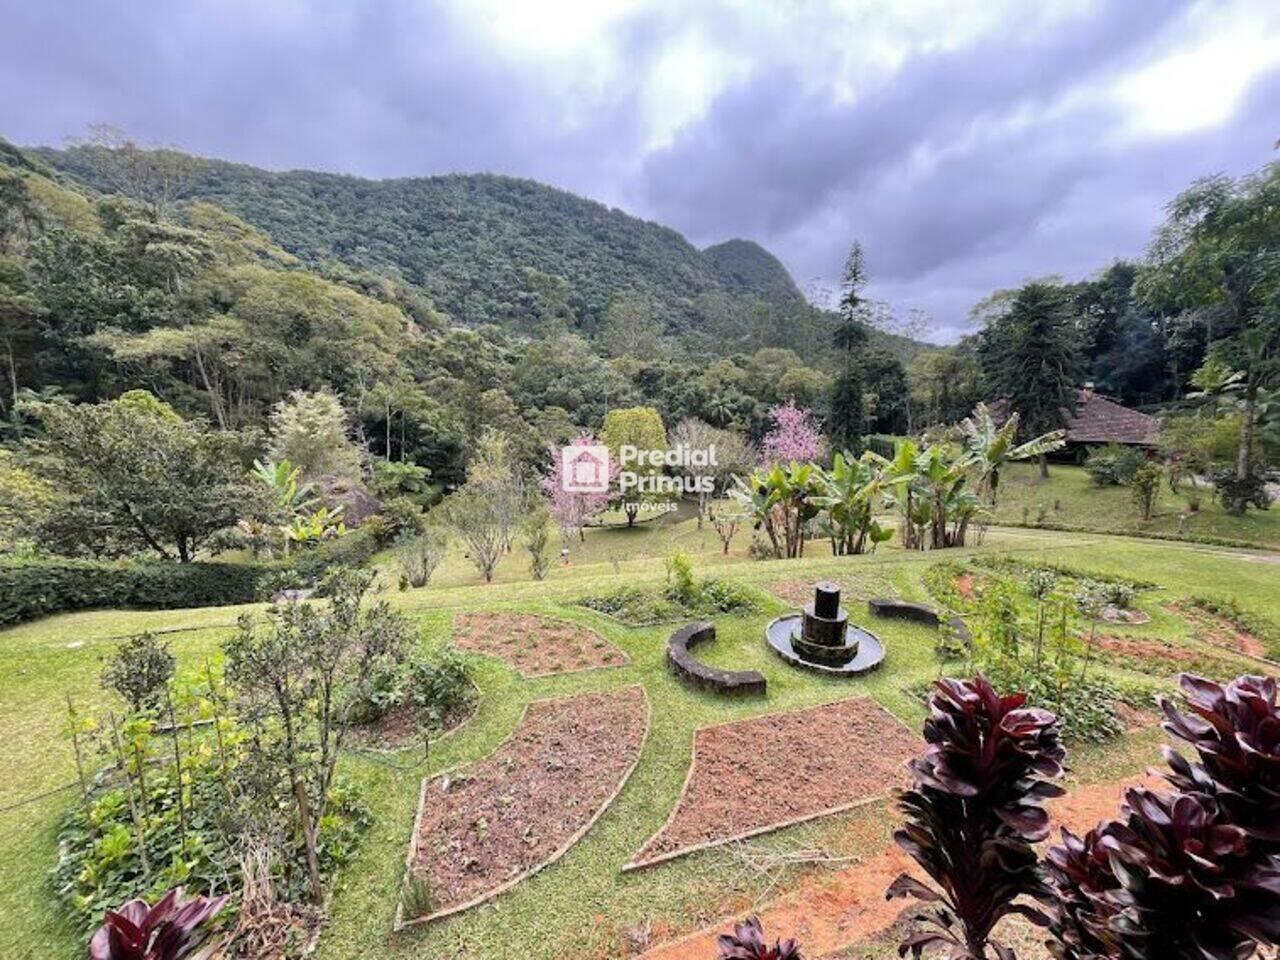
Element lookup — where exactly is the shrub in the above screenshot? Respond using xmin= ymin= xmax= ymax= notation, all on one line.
xmin=0 ymin=559 xmax=267 ymax=627
xmin=521 ymin=505 xmax=556 ymax=582
xmin=102 ymin=634 xmax=175 ymax=713
xmin=88 ymin=887 xmax=228 ymax=960
xmin=1083 ymin=444 xmax=1145 ymax=486
xmin=396 ymin=528 xmax=448 ymax=590
xmin=888 ymin=676 xmax=1065 ymax=959
xmin=1211 ymin=468 xmax=1271 ymax=516
xmin=1045 ymin=788 xmax=1279 ymax=959
xmin=374 ymin=495 xmax=429 ymax=544
xmin=985 ymin=659 xmax=1124 ymax=743
xmin=406 ymin=650 xmax=475 ymax=734
xmin=1128 ymin=462 xmax=1162 ymax=521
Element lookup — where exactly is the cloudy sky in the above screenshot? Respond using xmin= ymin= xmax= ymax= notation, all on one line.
xmin=3 ymin=0 xmax=1278 ymax=341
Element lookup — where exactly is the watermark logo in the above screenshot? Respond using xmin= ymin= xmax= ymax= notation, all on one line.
xmin=560 ymin=443 xmax=611 ymax=493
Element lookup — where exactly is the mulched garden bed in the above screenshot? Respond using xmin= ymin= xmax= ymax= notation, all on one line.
xmin=624 ymin=697 xmax=916 ymax=870
xmin=767 ymin=573 xmax=896 ymax=608
xmin=452 ymin=611 xmax=628 ymax=677
xmin=348 ymin=683 xmax=479 ymax=751
xmin=399 ymin=685 xmax=649 ymax=927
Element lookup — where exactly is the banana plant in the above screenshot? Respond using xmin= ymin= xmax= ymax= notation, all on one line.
xmin=731 ymin=461 xmax=821 ymax=558
xmin=251 ymin=458 xmax=318 ymax=515
xmin=811 ymin=451 xmax=888 ymax=555
xmin=280 ymin=505 xmax=346 ymax=555
xmin=958 ymin=402 xmax=1066 ymax=505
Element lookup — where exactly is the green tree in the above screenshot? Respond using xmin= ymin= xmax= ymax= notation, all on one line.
xmin=830 ymin=243 xmax=870 ymax=453
xmin=1138 ymin=164 xmax=1280 ymax=486
xmin=268 ymin=388 xmax=363 ymax=483
xmin=601 ymin=405 xmax=667 ymax=526
xmin=978 ymin=282 xmax=1083 ymax=477
xmin=27 ymin=390 xmax=252 ymax=560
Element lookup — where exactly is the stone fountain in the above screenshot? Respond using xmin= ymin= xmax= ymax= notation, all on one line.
xmin=765 ymin=582 xmax=886 ymax=675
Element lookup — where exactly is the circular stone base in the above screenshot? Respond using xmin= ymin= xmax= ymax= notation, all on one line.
xmin=765 ymin=615 xmax=886 ymax=676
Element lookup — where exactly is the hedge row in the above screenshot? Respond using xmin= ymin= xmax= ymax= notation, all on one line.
xmin=0 ymin=527 xmax=383 ymax=628
xmin=0 ymin=560 xmax=267 ymax=628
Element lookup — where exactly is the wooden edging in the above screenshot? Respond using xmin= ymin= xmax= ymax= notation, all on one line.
xmin=393 ymin=683 xmax=652 ymax=931
xmin=622 ymin=696 xmax=910 ymax=872
xmin=451 ymin=611 xmax=632 ymax=678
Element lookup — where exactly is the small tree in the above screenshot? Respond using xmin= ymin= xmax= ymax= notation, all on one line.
xmin=543 ymin=434 xmax=615 ymax=543
xmin=521 ymin=498 xmax=556 ymax=581
xmin=268 ymin=388 xmax=362 ymax=484
xmin=443 ymin=485 xmax=506 ymax=583
xmin=1129 ymin=461 xmax=1161 ymax=521
xmin=223 ymin=571 xmax=410 ymax=902
xmin=602 ymin=406 xmax=668 ymax=526
xmin=759 ymin=401 xmax=825 ymax=466
xmin=888 ymin=676 xmax=1066 ymax=960
xmin=395 ymin=525 xmax=448 ymax=589
xmin=102 ymin=633 xmax=175 ymax=713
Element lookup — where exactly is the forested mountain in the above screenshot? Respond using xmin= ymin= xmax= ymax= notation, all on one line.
xmin=34 ymin=147 xmax=821 ymax=338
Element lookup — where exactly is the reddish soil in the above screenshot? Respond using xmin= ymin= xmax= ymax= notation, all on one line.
xmin=405 ymin=686 xmax=648 ymax=923
xmin=1113 ymin=701 xmax=1158 ymax=733
xmin=627 ymin=698 xmax=917 ymax=869
xmin=767 ymin=576 xmax=896 ymax=609
xmin=1096 ymin=634 xmax=1200 ymax=662
xmin=452 ymin=611 xmax=628 ymax=677
xmin=954 ymin=573 xmax=976 ymax=601
xmin=638 ymin=774 xmax=1163 ymax=960
xmin=348 ymin=691 xmax=476 ymax=750
xmin=1167 ymin=600 xmax=1269 ymax=659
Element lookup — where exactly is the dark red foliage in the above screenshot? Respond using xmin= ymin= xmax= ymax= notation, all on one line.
xmin=88 ymin=888 xmax=228 ymax=960
xmin=1045 ymin=788 xmax=1280 ymax=960
xmin=887 ymin=675 xmax=1066 ymax=959
xmin=1160 ymin=673 xmax=1280 ymax=843
xmin=715 ymin=915 xmax=802 ymax=960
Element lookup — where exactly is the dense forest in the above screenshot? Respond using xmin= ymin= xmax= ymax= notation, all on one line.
xmin=1 ymin=132 xmax=1277 ymax=568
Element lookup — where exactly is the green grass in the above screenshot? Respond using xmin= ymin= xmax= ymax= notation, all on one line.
xmin=990 ymin=461 xmax=1280 ymax=547
xmin=3 ymin=518 xmax=1279 ymax=959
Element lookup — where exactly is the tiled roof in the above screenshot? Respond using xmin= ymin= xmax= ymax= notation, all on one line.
xmin=985 ymin=390 xmax=1159 ymax=445
xmin=1066 ymin=389 xmax=1159 ymax=445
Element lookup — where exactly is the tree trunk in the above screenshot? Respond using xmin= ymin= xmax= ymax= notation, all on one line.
xmin=1038 ymin=453 xmax=1049 ymax=479
xmin=1237 ymin=377 xmax=1257 ymax=480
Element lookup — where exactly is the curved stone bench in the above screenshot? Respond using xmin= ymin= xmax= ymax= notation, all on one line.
xmin=867 ymin=598 xmax=971 ymax=646
xmin=667 ymin=622 xmax=767 ymax=696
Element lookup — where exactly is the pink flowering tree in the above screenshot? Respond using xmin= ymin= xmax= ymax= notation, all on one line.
xmin=542 ymin=434 xmax=616 ymax=544
xmin=760 ymin=401 xmax=826 ymax=465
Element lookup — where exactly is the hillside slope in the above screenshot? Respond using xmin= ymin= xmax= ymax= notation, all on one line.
xmin=35 ymin=150 xmax=798 ymax=327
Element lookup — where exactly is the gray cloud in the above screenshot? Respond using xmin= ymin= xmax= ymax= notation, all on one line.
xmin=2 ymin=0 xmax=1277 ymax=342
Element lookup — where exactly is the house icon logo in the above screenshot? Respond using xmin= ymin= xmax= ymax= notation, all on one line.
xmin=560 ymin=444 xmax=611 ymax=493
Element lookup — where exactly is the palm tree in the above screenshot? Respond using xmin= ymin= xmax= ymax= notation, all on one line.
xmin=958 ymin=403 xmax=1066 ymax=506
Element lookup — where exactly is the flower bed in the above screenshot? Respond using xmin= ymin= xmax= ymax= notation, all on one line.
xmin=452 ymin=612 xmax=628 ymax=677
xmin=398 ymin=686 xmax=649 ymax=926
xmin=625 ymin=697 xmax=916 ymax=870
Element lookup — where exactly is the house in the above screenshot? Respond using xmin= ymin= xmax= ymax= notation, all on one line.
xmin=988 ymin=387 xmax=1159 ymax=456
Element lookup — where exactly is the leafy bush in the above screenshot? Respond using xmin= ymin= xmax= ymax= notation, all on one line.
xmin=1211 ymin=468 xmax=1272 ymax=516
xmin=406 ymin=649 xmax=475 ymax=733
xmin=581 ymin=574 xmax=756 ymax=626
xmin=1128 ymin=462 xmax=1162 ymax=521
xmin=373 ymin=495 xmax=429 ymax=545
xmin=1046 ymin=788 xmax=1279 ymax=959
xmin=1084 ymin=444 xmax=1146 ymax=486
xmin=888 ymin=676 xmax=1065 ymax=959
xmin=984 ymin=659 xmax=1124 ymax=743
xmin=102 ymin=634 xmax=175 ymax=713
xmin=0 ymin=559 xmax=267 ymax=627
xmin=88 ymin=887 xmax=228 ymax=960
xmin=395 ymin=528 xmax=448 ymax=590
xmin=715 ymin=915 xmax=801 ymax=960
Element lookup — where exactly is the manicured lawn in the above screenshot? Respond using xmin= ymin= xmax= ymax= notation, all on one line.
xmin=2 ymin=524 xmax=1278 ymax=959
xmin=990 ymin=461 xmax=1280 ymax=548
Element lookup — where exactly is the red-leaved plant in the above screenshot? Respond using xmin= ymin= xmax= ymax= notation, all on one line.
xmin=1045 ymin=788 xmax=1280 ymax=959
xmin=1045 ymin=674 xmax=1280 ymax=959
xmin=88 ymin=887 xmax=228 ymax=960
xmin=1160 ymin=674 xmax=1280 ymax=842
xmin=887 ymin=675 xmax=1066 ymax=959
xmin=715 ymin=915 xmax=802 ymax=960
